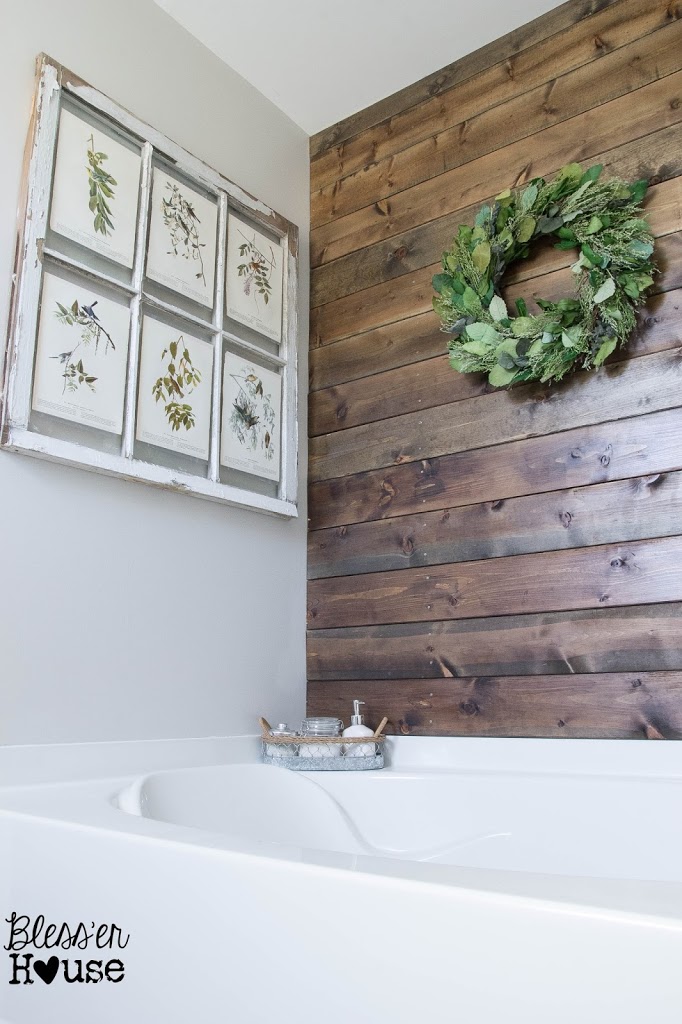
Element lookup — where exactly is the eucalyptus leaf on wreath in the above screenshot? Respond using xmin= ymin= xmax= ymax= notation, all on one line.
xmin=432 ymin=163 xmax=656 ymax=388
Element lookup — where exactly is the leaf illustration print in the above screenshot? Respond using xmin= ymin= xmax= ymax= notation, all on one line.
xmin=161 ymin=183 xmax=206 ymax=285
xmin=152 ymin=335 xmax=202 ymax=431
xmin=236 ymin=230 xmax=275 ymax=309
xmin=52 ymin=298 xmax=116 ymax=395
xmin=86 ymin=134 xmax=117 ymax=236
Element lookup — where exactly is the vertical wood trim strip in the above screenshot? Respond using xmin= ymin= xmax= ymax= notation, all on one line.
xmin=122 ymin=140 xmax=152 ymax=460
xmin=209 ymin=192 xmax=228 ymax=482
xmin=280 ymin=230 xmax=300 ymax=504
xmin=2 ymin=58 xmax=60 ymax=434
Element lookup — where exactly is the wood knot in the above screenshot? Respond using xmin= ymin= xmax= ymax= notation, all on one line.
xmin=557 ymin=719 xmax=566 ymax=728
xmin=337 ymin=525 xmax=348 ymax=537
xmin=447 ymin=595 xmax=458 ymax=607
xmin=392 ymin=245 xmax=409 ymax=261
xmin=610 ymin=557 xmax=624 ymax=568
xmin=379 ymin=479 xmax=396 ymax=506
xmin=570 ymin=448 xmax=583 ymax=459
xmin=490 ymin=499 xmax=504 ymax=511
xmin=560 ymin=511 xmax=572 ymax=528
xmin=460 ymin=700 xmax=480 ymax=716
xmin=671 ymin=98 xmax=681 ymax=111
xmin=400 ymin=535 xmax=415 ymax=555
xmin=427 ymin=75 xmax=447 ymax=97
xmin=335 ymin=402 xmax=348 ymax=422
xmin=593 ymin=34 xmax=607 ymax=49
xmin=600 ymin=444 xmax=613 ymax=467
xmin=631 ymin=678 xmax=642 ymax=688
xmin=441 ymin=510 xmax=451 ymax=522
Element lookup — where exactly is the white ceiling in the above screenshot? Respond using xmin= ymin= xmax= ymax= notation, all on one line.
xmin=155 ymin=0 xmax=563 ymax=136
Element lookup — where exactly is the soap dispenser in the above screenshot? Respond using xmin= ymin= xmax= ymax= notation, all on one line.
xmin=342 ymin=700 xmax=375 ymax=757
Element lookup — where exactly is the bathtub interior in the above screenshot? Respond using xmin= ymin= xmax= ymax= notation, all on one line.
xmin=119 ymin=762 xmax=682 ymax=882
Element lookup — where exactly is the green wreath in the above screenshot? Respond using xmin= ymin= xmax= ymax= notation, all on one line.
xmin=432 ymin=163 xmax=655 ymax=388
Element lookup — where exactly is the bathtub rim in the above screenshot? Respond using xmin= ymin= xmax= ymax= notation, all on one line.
xmin=1 ymin=759 xmax=682 ymax=930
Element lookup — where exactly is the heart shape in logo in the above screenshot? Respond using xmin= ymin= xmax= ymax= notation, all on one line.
xmin=33 ymin=956 xmax=59 ymax=984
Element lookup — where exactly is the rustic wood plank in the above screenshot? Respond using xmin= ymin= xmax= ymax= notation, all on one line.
xmin=311 ymin=156 xmax=682 ymax=308
xmin=307 ymin=535 xmax=682 ymax=629
xmin=310 ymin=354 xmax=491 ymax=436
xmin=309 ymin=348 xmax=682 ymax=483
xmin=308 ymin=407 xmax=682 ymax=530
xmin=312 ymin=262 xmax=436 ymax=349
xmin=309 ymin=311 xmax=445 ymax=392
xmin=308 ymin=469 xmax=682 ymax=578
xmin=311 ymin=16 xmax=682 ymax=227
xmin=311 ymin=206 xmax=681 ymax=349
xmin=308 ymin=674 xmax=682 ymax=738
xmin=309 ymin=0 xmax=626 ymax=161
xmin=309 ymin=289 xmax=682 ymax=434
xmin=311 ymin=69 xmax=682 ymax=268
xmin=306 ymin=603 xmax=682 ymax=678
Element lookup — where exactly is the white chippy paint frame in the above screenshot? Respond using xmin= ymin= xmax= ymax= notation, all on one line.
xmin=1 ymin=54 xmax=299 ymax=518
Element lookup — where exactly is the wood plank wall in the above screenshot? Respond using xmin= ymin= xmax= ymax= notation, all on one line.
xmin=306 ymin=0 xmax=682 ymax=740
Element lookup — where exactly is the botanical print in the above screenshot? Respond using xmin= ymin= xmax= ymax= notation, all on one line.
xmin=236 ymin=231 xmax=275 ymax=304
xmin=50 ymin=107 xmax=140 ymax=268
xmin=136 ymin=317 xmax=213 ymax=460
xmin=86 ymin=134 xmax=117 ymax=236
xmin=225 ymin=214 xmax=284 ymax=343
xmin=151 ymin=337 xmax=203 ymax=432
xmin=32 ymin=272 xmax=130 ymax=434
xmin=146 ymin=168 xmax=217 ymax=308
xmin=161 ymin=182 xmax=206 ymax=286
xmin=220 ymin=353 xmax=281 ymax=481
xmin=52 ymin=298 xmax=116 ymax=395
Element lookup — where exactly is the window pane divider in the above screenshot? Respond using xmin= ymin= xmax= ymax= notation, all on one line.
xmin=41 ymin=247 xmax=138 ymax=299
xmin=122 ymin=140 xmax=153 ymax=460
xmin=221 ymin=329 xmax=287 ymax=369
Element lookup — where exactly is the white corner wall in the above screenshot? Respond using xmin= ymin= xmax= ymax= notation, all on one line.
xmin=0 ymin=0 xmax=309 ymax=745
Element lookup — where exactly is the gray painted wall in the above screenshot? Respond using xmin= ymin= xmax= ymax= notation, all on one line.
xmin=0 ymin=0 xmax=309 ymax=744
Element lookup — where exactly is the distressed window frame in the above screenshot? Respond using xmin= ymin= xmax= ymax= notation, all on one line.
xmin=1 ymin=54 xmax=299 ymax=518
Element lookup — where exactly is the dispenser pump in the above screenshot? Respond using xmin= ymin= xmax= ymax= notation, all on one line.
xmin=351 ymin=700 xmax=366 ymax=726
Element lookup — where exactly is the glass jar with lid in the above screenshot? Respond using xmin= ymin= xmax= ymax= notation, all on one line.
xmin=299 ymin=717 xmax=343 ymax=758
xmin=264 ymin=723 xmax=298 ymax=758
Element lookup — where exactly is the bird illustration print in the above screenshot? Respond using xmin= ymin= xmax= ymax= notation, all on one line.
xmin=228 ymin=366 xmax=276 ymax=459
xmin=51 ymin=298 xmax=116 ymax=394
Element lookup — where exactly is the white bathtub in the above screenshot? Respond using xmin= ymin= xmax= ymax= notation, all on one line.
xmin=121 ymin=760 xmax=682 ymax=880
xmin=1 ymin=736 xmax=682 ymax=1023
